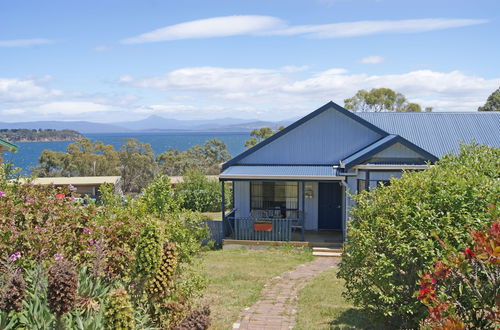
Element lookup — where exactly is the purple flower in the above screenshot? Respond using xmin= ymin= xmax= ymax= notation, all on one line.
xmin=82 ymin=227 xmax=91 ymax=235
xmin=54 ymin=253 xmax=64 ymax=261
xmin=69 ymin=184 xmax=77 ymax=191
xmin=0 ymin=191 xmax=6 ymax=197
xmin=25 ymin=197 xmax=35 ymax=204
xmin=9 ymin=251 xmax=21 ymax=261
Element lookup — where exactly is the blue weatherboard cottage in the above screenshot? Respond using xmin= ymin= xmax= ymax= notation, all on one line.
xmin=219 ymin=101 xmax=500 ymax=244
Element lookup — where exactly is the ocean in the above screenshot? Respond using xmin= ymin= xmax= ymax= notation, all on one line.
xmin=4 ymin=132 xmax=249 ymax=174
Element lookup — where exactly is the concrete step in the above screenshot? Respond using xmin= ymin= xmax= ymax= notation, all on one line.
xmin=312 ymin=247 xmax=342 ymax=252
xmin=312 ymin=251 xmax=342 ymax=257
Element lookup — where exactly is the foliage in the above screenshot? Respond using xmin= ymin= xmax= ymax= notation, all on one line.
xmin=138 ymin=174 xmax=180 ymax=216
xmin=104 ymin=289 xmax=135 ymax=330
xmin=244 ymin=126 xmax=285 ymax=148
xmin=0 ymin=128 xmax=82 ymax=142
xmin=478 ymin=86 xmax=500 ymax=111
xmin=0 ymin=258 xmax=26 ymax=313
xmin=418 ymin=211 xmax=499 ymax=329
xmin=176 ymin=169 xmax=231 ymax=212
xmin=338 ymin=144 xmax=500 ymax=327
xmin=344 ymin=87 xmax=424 ymax=112
xmin=157 ymin=138 xmax=231 ymax=175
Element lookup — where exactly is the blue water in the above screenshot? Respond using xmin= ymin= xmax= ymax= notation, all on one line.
xmin=5 ymin=132 xmax=249 ymax=174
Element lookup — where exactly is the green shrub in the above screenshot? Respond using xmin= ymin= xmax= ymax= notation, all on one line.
xmin=175 ymin=169 xmax=231 ymax=212
xmin=163 ymin=212 xmax=209 ymax=262
xmin=139 ymin=175 xmax=180 ymax=217
xmin=338 ymin=144 xmax=500 ymax=327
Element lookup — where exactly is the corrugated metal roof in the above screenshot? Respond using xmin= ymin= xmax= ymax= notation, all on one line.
xmin=357 ymin=112 xmax=500 ymax=158
xmin=29 ymin=176 xmax=121 ymax=185
xmin=220 ymin=166 xmax=342 ymax=180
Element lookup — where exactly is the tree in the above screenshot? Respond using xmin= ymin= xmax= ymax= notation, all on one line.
xmin=338 ymin=144 xmax=500 ymax=327
xmin=157 ymin=138 xmax=231 ymax=176
xmin=245 ymin=126 xmax=285 ymax=148
xmin=344 ymin=88 xmax=423 ymax=112
xmin=118 ymin=138 xmax=157 ymax=193
xmin=478 ymin=87 xmax=500 ymax=111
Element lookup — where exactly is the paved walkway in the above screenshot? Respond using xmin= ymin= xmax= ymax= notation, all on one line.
xmin=232 ymin=257 xmax=339 ymax=330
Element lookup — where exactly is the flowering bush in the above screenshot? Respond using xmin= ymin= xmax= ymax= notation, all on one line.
xmin=338 ymin=144 xmax=500 ymax=327
xmin=418 ymin=207 xmax=499 ymax=329
xmin=0 ymin=164 xmax=210 ymax=328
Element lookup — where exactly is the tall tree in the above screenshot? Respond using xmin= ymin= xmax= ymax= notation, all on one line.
xmin=478 ymin=87 xmax=500 ymax=111
xmin=244 ymin=126 xmax=285 ymax=148
xmin=118 ymin=138 xmax=157 ymax=193
xmin=344 ymin=88 xmax=423 ymax=112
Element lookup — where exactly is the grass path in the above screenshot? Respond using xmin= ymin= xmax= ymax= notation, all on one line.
xmin=294 ymin=267 xmax=379 ymax=329
xmin=196 ymin=247 xmax=313 ymax=330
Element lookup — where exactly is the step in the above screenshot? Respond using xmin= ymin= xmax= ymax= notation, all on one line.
xmin=312 ymin=251 xmax=342 ymax=257
xmin=312 ymin=247 xmax=342 ymax=253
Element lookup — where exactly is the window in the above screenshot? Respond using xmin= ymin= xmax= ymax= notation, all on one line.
xmin=357 ymin=179 xmax=391 ymax=193
xmin=250 ymin=182 xmax=298 ymax=218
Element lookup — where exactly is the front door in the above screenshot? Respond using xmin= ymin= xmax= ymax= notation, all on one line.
xmin=318 ymin=182 xmax=342 ymax=230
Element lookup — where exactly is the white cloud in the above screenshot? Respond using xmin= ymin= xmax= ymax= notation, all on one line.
xmin=36 ymin=101 xmax=112 ymax=115
xmin=122 ymin=15 xmax=285 ymax=44
xmin=120 ymin=66 xmax=500 ymax=113
xmin=359 ymin=55 xmax=385 ymax=64
xmin=121 ymin=16 xmax=487 ymax=43
xmin=0 ymin=38 xmax=54 ymax=47
xmin=0 ymin=77 xmax=62 ymax=102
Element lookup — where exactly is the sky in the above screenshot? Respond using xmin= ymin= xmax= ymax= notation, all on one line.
xmin=1 ymin=0 xmax=499 ymax=123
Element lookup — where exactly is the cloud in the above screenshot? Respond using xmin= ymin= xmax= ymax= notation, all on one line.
xmin=121 ymin=16 xmax=487 ymax=43
xmin=122 ymin=15 xmax=285 ymax=44
xmin=0 ymin=77 xmax=62 ymax=103
xmin=0 ymin=38 xmax=54 ymax=47
xmin=36 ymin=101 xmax=112 ymax=115
xmin=120 ymin=66 xmax=500 ymax=113
xmin=359 ymin=55 xmax=385 ymax=64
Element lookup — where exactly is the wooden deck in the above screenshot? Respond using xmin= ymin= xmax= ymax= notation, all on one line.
xmin=223 ymin=230 xmax=343 ymax=249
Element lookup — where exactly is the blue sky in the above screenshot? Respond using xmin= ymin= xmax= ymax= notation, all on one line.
xmin=1 ymin=0 xmax=499 ymax=122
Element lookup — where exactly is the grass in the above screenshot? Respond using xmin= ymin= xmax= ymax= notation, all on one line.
xmin=295 ymin=267 xmax=380 ymax=330
xmin=201 ymin=211 xmax=223 ymax=220
xmin=195 ymin=247 xmax=313 ymax=330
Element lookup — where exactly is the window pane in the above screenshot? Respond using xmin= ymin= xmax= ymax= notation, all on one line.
xmin=250 ymin=181 xmax=298 ymax=215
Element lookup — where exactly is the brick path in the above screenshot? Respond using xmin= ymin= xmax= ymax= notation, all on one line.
xmin=232 ymin=257 xmax=339 ymax=330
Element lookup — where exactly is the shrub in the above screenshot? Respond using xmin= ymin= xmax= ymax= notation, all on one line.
xmin=138 ymin=175 xmax=180 ymax=217
xmin=418 ymin=208 xmax=499 ymax=329
xmin=176 ymin=169 xmax=231 ymax=212
xmin=338 ymin=144 xmax=500 ymax=327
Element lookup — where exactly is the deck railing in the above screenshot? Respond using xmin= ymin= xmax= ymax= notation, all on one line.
xmin=223 ymin=210 xmax=304 ymax=241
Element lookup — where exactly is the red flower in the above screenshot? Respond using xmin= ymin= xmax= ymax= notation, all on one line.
xmin=464 ymin=248 xmax=475 ymax=259
xmin=55 ymin=193 xmax=65 ymax=200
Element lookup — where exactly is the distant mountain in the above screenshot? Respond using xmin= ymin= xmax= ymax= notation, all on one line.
xmin=0 ymin=121 xmax=129 ymax=133
xmin=0 ymin=116 xmax=295 ymax=133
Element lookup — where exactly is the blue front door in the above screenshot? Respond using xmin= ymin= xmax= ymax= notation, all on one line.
xmin=318 ymin=182 xmax=342 ymax=230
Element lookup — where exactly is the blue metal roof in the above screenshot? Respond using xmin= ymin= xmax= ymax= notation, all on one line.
xmin=357 ymin=112 xmax=500 ymax=158
xmin=220 ymin=165 xmax=342 ymax=180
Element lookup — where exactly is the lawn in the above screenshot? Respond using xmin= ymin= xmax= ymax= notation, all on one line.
xmin=196 ymin=247 xmax=313 ymax=330
xmin=295 ymin=267 xmax=380 ymax=330
xmin=201 ymin=211 xmax=223 ymax=220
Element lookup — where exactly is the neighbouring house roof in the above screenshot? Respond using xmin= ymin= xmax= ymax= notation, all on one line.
xmin=219 ymin=165 xmax=343 ymax=181
xmin=357 ymin=112 xmax=500 ymax=158
xmin=0 ymin=138 xmax=18 ymax=152
xmin=169 ymin=175 xmax=219 ymax=184
xmin=28 ymin=176 xmax=121 ymax=186
xmin=340 ymin=134 xmax=439 ymax=169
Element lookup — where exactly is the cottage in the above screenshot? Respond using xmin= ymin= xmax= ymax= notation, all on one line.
xmin=27 ymin=176 xmax=122 ymax=199
xmin=0 ymin=138 xmax=18 ymax=163
xmin=219 ymin=101 xmax=500 ymax=244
